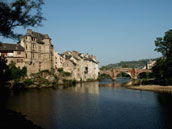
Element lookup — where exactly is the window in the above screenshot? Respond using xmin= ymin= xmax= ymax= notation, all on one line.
xmin=21 ymin=59 xmax=23 ymax=63
xmin=85 ymin=67 xmax=88 ymax=74
xmin=17 ymin=51 xmax=21 ymax=55
xmin=26 ymin=53 xmax=27 ymax=58
xmin=39 ymin=62 xmax=41 ymax=71
xmin=26 ymin=45 xmax=27 ymax=50
xmin=17 ymin=59 xmax=20 ymax=63
xmin=32 ymin=37 xmax=36 ymax=41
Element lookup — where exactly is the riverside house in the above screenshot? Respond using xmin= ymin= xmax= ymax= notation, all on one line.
xmin=0 ymin=29 xmax=99 ymax=81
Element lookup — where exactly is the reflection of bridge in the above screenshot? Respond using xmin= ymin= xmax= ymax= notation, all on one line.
xmin=100 ymin=68 xmax=151 ymax=80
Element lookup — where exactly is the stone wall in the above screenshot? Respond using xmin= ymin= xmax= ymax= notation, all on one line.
xmin=19 ymin=29 xmax=54 ymax=76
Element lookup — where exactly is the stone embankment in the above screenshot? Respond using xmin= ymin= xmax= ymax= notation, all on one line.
xmin=129 ymin=85 xmax=172 ymax=94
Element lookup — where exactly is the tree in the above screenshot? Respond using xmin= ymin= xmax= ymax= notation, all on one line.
xmin=0 ymin=0 xmax=45 ymax=40
xmin=155 ymin=29 xmax=172 ymax=58
xmin=8 ymin=61 xmax=27 ymax=80
xmin=152 ymin=29 xmax=172 ymax=85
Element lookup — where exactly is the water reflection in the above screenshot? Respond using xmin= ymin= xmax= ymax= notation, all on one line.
xmin=5 ymin=80 xmax=172 ymax=129
xmin=99 ymin=78 xmax=134 ymax=87
xmin=69 ymin=82 xmax=99 ymax=94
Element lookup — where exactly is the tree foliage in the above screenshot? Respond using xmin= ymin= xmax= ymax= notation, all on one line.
xmin=152 ymin=29 xmax=172 ymax=85
xmin=8 ymin=61 xmax=27 ymax=80
xmin=0 ymin=0 xmax=45 ymax=39
xmin=155 ymin=29 xmax=172 ymax=57
xmin=0 ymin=57 xmax=27 ymax=88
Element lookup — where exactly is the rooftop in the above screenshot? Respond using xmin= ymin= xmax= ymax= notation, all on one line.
xmin=0 ymin=43 xmax=24 ymax=52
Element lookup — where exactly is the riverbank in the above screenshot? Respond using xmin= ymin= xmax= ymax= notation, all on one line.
xmin=128 ymin=85 xmax=172 ymax=94
xmin=0 ymin=109 xmax=44 ymax=129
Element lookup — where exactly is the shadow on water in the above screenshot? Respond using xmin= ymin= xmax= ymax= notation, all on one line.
xmin=157 ymin=93 xmax=172 ymax=108
xmin=156 ymin=93 xmax=172 ymax=128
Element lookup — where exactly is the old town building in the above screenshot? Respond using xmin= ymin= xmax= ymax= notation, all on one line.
xmin=19 ymin=29 xmax=54 ymax=75
xmin=0 ymin=43 xmax=25 ymax=68
xmin=0 ymin=29 xmax=99 ymax=80
xmin=55 ymin=51 xmax=99 ymax=81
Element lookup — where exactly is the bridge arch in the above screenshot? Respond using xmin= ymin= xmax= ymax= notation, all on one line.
xmin=99 ymin=73 xmax=113 ymax=80
xmin=100 ymin=68 xmax=152 ymax=80
xmin=116 ymin=71 xmax=132 ymax=79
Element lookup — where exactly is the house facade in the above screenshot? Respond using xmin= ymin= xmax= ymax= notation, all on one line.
xmin=19 ymin=29 xmax=54 ymax=75
xmin=55 ymin=51 xmax=99 ymax=81
xmin=0 ymin=43 xmax=25 ymax=68
xmin=0 ymin=29 xmax=99 ymax=81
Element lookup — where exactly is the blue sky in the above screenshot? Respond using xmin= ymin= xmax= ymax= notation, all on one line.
xmin=1 ymin=0 xmax=172 ymax=66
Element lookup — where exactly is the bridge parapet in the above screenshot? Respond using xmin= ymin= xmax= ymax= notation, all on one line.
xmin=100 ymin=68 xmax=152 ymax=80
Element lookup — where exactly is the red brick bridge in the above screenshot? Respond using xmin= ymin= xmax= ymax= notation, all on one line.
xmin=100 ymin=68 xmax=151 ymax=80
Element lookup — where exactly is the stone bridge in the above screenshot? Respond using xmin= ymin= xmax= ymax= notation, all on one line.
xmin=100 ymin=68 xmax=151 ymax=80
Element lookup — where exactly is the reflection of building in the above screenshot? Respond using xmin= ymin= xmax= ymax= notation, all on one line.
xmin=72 ymin=82 xmax=99 ymax=94
xmin=0 ymin=29 xmax=100 ymax=81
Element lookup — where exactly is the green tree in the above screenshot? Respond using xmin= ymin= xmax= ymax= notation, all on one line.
xmin=8 ymin=61 xmax=27 ymax=80
xmin=155 ymin=29 xmax=172 ymax=58
xmin=152 ymin=29 xmax=172 ymax=85
xmin=0 ymin=0 xmax=45 ymax=40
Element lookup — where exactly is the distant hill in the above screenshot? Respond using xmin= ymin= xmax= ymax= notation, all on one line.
xmin=101 ymin=58 xmax=158 ymax=70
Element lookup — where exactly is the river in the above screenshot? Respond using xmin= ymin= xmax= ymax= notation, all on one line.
xmin=5 ymin=79 xmax=172 ymax=129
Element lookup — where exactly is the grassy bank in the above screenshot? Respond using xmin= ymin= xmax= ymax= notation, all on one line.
xmin=129 ymin=85 xmax=172 ymax=94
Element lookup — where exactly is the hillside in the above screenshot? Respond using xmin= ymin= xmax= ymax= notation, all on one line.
xmin=101 ymin=58 xmax=157 ymax=70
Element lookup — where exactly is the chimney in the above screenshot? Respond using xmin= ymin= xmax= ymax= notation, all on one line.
xmin=44 ymin=34 xmax=50 ymax=39
xmin=27 ymin=29 xmax=32 ymax=34
xmin=85 ymin=53 xmax=89 ymax=58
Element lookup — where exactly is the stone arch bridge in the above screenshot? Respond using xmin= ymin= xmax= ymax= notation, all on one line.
xmin=100 ymin=68 xmax=151 ymax=80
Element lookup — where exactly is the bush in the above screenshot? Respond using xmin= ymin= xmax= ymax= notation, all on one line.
xmin=23 ymin=79 xmax=34 ymax=86
xmin=13 ymin=79 xmax=24 ymax=89
xmin=39 ymin=78 xmax=50 ymax=85
xmin=87 ymin=78 xmax=95 ymax=81
xmin=8 ymin=61 xmax=27 ymax=80
xmin=62 ymin=79 xmax=77 ymax=85
xmin=53 ymin=74 xmax=59 ymax=82
xmin=58 ymin=68 xmax=63 ymax=73
xmin=39 ymin=70 xmax=51 ymax=75
xmin=63 ymin=72 xmax=71 ymax=76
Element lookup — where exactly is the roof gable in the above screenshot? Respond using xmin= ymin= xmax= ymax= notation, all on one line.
xmin=0 ymin=43 xmax=24 ymax=52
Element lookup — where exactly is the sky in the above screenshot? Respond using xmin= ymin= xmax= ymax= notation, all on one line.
xmin=1 ymin=0 xmax=172 ymax=66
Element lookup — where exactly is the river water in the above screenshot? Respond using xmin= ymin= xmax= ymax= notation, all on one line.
xmin=5 ymin=79 xmax=172 ymax=129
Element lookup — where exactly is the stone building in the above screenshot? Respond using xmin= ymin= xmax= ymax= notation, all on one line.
xmin=143 ymin=60 xmax=156 ymax=70
xmin=57 ymin=51 xmax=99 ymax=81
xmin=19 ymin=29 xmax=54 ymax=75
xmin=53 ymin=50 xmax=64 ymax=71
xmin=0 ymin=43 xmax=25 ymax=68
xmin=0 ymin=29 xmax=99 ymax=81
